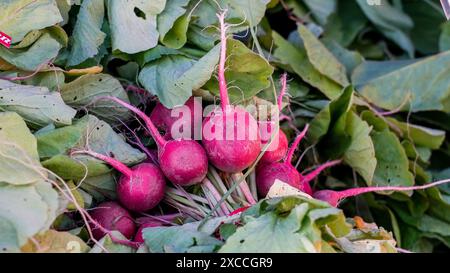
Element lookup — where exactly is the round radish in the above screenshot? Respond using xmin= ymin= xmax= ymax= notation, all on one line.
xmin=150 ymin=97 xmax=197 ymax=140
xmin=256 ymin=124 xmax=340 ymax=196
xmin=201 ymin=12 xmax=261 ymax=173
xmin=89 ymin=201 xmax=136 ymax=240
xmin=134 ymin=220 xmax=162 ymax=244
xmin=73 ymin=150 xmax=166 ymax=212
xmin=103 ymin=97 xmax=208 ymax=186
xmin=260 ymin=73 xmax=289 ymax=164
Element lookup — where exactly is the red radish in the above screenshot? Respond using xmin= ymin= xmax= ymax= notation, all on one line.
xmin=89 ymin=201 xmax=136 ymax=240
xmin=260 ymin=74 xmax=289 ymax=164
xmin=150 ymin=97 xmax=198 ymax=140
xmin=134 ymin=220 xmax=162 ymax=244
xmin=72 ymin=150 xmax=165 ymax=212
xmin=313 ymin=179 xmax=450 ymax=207
xmin=201 ymin=12 xmax=261 ymax=173
xmin=256 ymin=124 xmax=340 ymax=196
xmin=102 ymin=96 xmax=208 ymax=186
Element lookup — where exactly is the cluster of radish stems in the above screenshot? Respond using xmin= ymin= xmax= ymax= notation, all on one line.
xmin=165 ymin=167 xmax=257 ymax=221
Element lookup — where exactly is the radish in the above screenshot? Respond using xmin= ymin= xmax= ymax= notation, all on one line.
xmin=256 ymin=124 xmax=340 ymax=196
xmin=134 ymin=220 xmax=162 ymax=244
xmin=201 ymin=12 xmax=261 ymax=173
xmin=150 ymin=97 xmax=198 ymax=140
xmin=101 ymin=97 xmax=208 ymax=186
xmin=260 ymin=73 xmax=289 ymax=164
xmin=89 ymin=201 xmax=136 ymax=240
xmin=72 ymin=150 xmax=166 ymax=212
xmin=313 ymin=179 xmax=450 ymax=207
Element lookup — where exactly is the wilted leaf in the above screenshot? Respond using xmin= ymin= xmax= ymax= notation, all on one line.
xmin=0 ymin=79 xmax=76 ymax=128
xmin=61 ymin=73 xmax=132 ymax=122
xmin=21 ymin=229 xmax=90 ymax=253
xmin=298 ymin=25 xmax=349 ymax=87
xmin=353 ymin=52 xmax=450 ymax=112
xmin=67 ymin=0 xmax=106 ymax=66
xmin=0 ymin=31 xmax=64 ymax=71
xmin=107 ymin=0 xmax=166 ymax=54
xmin=0 ymin=0 xmax=63 ymax=43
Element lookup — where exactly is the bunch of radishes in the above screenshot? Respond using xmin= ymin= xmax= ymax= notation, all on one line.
xmin=72 ymin=11 xmax=450 ymax=246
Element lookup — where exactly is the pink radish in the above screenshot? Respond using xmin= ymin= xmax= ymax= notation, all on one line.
xmin=201 ymin=11 xmax=261 ymax=173
xmin=260 ymin=73 xmax=289 ymax=164
xmin=101 ymin=96 xmax=208 ymax=186
xmin=150 ymin=97 xmax=198 ymax=140
xmin=72 ymin=150 xmax=166 ymax=212
xmin=313 ymin=179 xmax=450 ymax=207
xmin=256 ymin=124 xmax=340 ymax=196
xmin=134 ymin=220 xmax=162 ymax=244
xmin=89 ymin=201 xmax=136 ymax=240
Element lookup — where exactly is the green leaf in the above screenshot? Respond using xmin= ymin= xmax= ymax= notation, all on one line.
xmin=272 ymin=31 xmax=342 ymax=99
xmin=0 ymin=0 xmax=63 ymax=43
xmin=139 ymin=45 xmax=220 ymax=108
xmin=227 ymin=0 xmax=271 ymax=27
xmin=386 ymin=118 xmax=446 ymax=150
xmin=404 ymin=0 xmax=445 ymax=54
xmin=157 ymin=0 xmax=190 ymax=49
xmin=0 ymin=112 xmax=39 ymax=160
xmin=0 ymin=79 xmax=76 ymax=128
xmin=356 ymin=0 xmax=414 ymax=57
xmin=324 ymin=0 xmax=367 ymax=47
xmin=107 ymin=0 xmax=166 ymax=54
xmin=60 ymin=73 xmax=132 ymax=122
xmin=220 ymin=204 xmax=318 ymax=253
xmin=0 ymin=31 xmax=64 ymax=71
xmin=0 ymin=181 xmax=59 ymax=247
xmin=205 ymin=39 xmax=274 ymax=103
xmin=323 ymin=39 xmax=364 ymax=78
xmin=23 ymin=71 xmax=65 ymax=91
xmin=302 ymin=0 xmax=336 ymax=25
xmin=38 ymin=115 xmax=146 ymax=181
xmin=0 ymin=217 xmax=20 ymax=253
xmin=143 ymin=225 xmax=223 ymax=253
xmin=439 ymin=21 xmax=450 ymax=52
xmin=90 ymin=231 xmax=135 ymax=253
xmin=353 ymin=52 xmax=450 ymax=112
xmin=67 ymin=0 xmax=106 ymax=66
xmin=343 ymin=112 xmax=376 ymax=184
xmin=308 ymin=85 xmax=353 ymax=143
xmin=371 ymin=129 xmax=414 ymax=188
xmin=298 ymin=25 xmax=349 ymax=87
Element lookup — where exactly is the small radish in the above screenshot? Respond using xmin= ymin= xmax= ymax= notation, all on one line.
xmin=72 ymin=150 xmax=166 ymax=212
xmin=102 ymin=96 xmax=208 ymax=186
xmin=89 ymin=201 xmax=136 ymax=240
xmin=150 ymin=97 xmax=198 ymax=140
xmin=256 ymin=124 xmax=340 ymax=196
xmin=134 ymin=220 xmax=162 ymax=244
xmin=201 ymin=11 xmax=261 ymax=173
xmin=260 ymin=73 xmax=289 ymax=164
xmin=313 ymin=179 xmax=450 ymax=207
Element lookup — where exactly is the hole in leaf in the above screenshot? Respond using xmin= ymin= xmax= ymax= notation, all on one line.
xmin=240 ymin=239 xmax=245 ymax=244
xmin=73 ymin=96 xmax=78 ymax=101
xmin=134 ymin=7 xmax=146 ymax=20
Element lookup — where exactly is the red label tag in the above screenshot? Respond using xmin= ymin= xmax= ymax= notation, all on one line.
xmin=442 ymin=0 xmax=450 ymax=20
xmin=0 ymin=31 xmax=12 ymax=48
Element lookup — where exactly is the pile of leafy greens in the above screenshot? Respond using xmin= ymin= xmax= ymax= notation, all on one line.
xmin=0 ymin=0 xmax=449 ymax=253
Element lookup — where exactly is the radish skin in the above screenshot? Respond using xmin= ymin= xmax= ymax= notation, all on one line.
xmin=89 ymin=201 xmax=136 ymax=240
xmin=201 ymin=11 xmax=261 ymax=173
xmin=101 ymin=96 xmax=208 ymax=186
